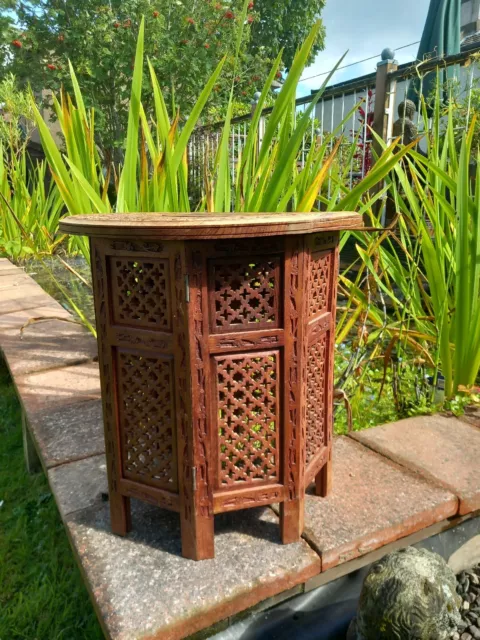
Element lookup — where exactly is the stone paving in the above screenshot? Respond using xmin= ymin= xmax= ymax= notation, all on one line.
xmin=1 ymin=258 xmax=480 ymax=640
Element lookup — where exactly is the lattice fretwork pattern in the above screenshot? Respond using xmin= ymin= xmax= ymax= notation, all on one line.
xmin=111 ymin=258 xmax=171 ymax=329
xmin=117 ymin=351 xmax=177 ymax=490
xmin=305 ymin=334 xmax=328 ymax=465
xmin=309 ymin=251 xmax=333 ymax=317
xmin=216 ymin=353 xmax=279 ymax=486
xmin=210 ymin=257 xmax=280 ymax=332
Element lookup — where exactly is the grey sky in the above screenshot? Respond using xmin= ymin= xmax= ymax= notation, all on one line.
xmin=297 ymin=0 xmax=432 ymax=96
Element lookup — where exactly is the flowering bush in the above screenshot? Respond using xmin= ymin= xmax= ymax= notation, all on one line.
xmin=7 ymin=0 xmax=271 ymax=158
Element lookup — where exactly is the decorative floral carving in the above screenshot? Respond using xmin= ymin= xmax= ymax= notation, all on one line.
xmin=111 ymin=240 xmax=164 ymax=253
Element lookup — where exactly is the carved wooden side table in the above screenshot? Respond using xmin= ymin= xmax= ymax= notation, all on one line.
xmin=60 ymin=212 xmax=363 ymax=560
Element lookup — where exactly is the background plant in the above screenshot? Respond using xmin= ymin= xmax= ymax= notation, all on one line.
xmin=338 ymin=95 xmax=480 ymax=401
xmin=33 ymin=16 xmax=410 ymax=223
xmin=5 ymin=0 xmax=321 ymax=160
xmin=0 ymin=74 xmax=34 ymax=149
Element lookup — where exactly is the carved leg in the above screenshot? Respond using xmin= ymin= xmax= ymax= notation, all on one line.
xmin=315 ymin=456 xmax=333 ymax=498
xmin=22 ymin=411 xmax=41 ymax=475
xmin=280 ymin=497 xmax=304 ymax=544
xmin=109 ymin=494 xmax=132 ymax=537
xmin=180 ymin=511 xmax=215 ymax=561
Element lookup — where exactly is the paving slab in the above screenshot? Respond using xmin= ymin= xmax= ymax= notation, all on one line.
xmin=0 ymin=258 xmax=17 ymax=268
xmin=1 ymin=319 xmax=97 ymax=376
xmin=0 ymin=282 xmax=58 ymax=315
xmin=64 ymin=499 xmax=320 ymax=640
xmin=351 ymin=415 xmax=480 ymax=516
xmin=0 ymin=271 xmax=32 ymax=285
xmin=0 ymin=305 xmax=71 ymax=333
xmin=29 ymin=399 xmax=104 ymax=468
xmin=48 ymin=454 xmax=108 ymax=516
xmin=15 ymin=361 xmax=101 ymax=416
xmin=0 ymin=259 xmax=22 ymax=273
xmin=300 ymin=437 xmax=458 ymax=571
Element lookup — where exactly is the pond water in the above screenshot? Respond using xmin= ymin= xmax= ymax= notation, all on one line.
xmin=24 ymin=256 xmax=96 ymax=325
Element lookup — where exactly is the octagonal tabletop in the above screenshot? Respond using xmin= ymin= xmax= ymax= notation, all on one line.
xmin=59 ymin=212 xmax=364 ymax=240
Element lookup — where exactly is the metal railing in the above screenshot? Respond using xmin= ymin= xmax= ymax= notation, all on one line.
xmin=187 ymin=43 xmax=480 ymax=208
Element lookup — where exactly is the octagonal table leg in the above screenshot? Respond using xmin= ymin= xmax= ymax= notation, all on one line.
xmin=280 ymin=497 xmax=304 ymax=544
xmin=315 ymin=454 xmax=332 ymax=498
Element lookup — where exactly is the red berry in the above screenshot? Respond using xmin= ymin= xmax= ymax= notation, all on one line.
xmin=113 ymin=21 xmax=120 ymax=28
xmin=153 ymin=10 xmax=159 ymax=18
xmin=47 ymin=63 xmax=56 ymax=70
xmin=204 ymin=43 xmax=210 ymax=49
xmin=186 ymin=16 xmax=195 ymax=24
xmin=11 ymin=39 xmax=22 ymax=48
xmin=248 ymin=1 xmax=254 ymax=8
xmin=180 ymin=39 xmax=189 ymax=44
xmin=247 ymin=15 xmax=254 ymax=23
xmin=224 ymin=10 xmax=234 ymax=19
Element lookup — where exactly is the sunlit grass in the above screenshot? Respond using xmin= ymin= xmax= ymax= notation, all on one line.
xmin=0 ymin=359 xmax=102 ymax=640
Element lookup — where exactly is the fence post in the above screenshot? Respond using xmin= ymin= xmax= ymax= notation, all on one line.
xmin=373 ymin=48 xmax=398 ymax=151
xmin=372 ymin=48 xmax=398 ymax=223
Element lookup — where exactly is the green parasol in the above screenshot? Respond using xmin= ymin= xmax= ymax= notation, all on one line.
xmin=407 ymin=0 xmax=461 ymax=107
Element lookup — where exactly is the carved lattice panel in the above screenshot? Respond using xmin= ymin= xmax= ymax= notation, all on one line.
xmin=110 ymin=258 xmax=171 ymax=329
xmin=216 ymin=352 xmax=279 ymax=486
xmin=117 ymin=350 xmax=177 ymax=490
xmin=305 ymin=333 xmax=328 ymax=465
xmin=209 ymin=256 xmax=281 ymax=333
xmin=309 ymin=250 xmax=333 ymax=317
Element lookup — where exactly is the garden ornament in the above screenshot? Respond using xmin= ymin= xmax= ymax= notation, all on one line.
xmin=347 ymin=547 xmax=462 ymax=640
xmin=393 ymin=99 xmax=418 ymax=146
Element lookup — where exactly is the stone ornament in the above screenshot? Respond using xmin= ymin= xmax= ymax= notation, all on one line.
xmin=393 ymin=99 xmax=419 ymax=146
xmin=348 ymin=547 xmax=462 ymax=640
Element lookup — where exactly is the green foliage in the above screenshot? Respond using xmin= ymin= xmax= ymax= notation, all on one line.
xmin=339 ymin=99 xmax=480 ymax=400
xmin=0 ymin=144 xmax=66 ymax=259
xmin=7 ymin=0 xmax=272 ymax=157
xmin=0 ymin=360 xmax=102 ymax=639
xmin=32 ymin=17 xmax=408 ymax=219
xmin=0 ymin=74 xmax=34 ymax=149
xmin=250 ymin=0 xmax=326 ymax=69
